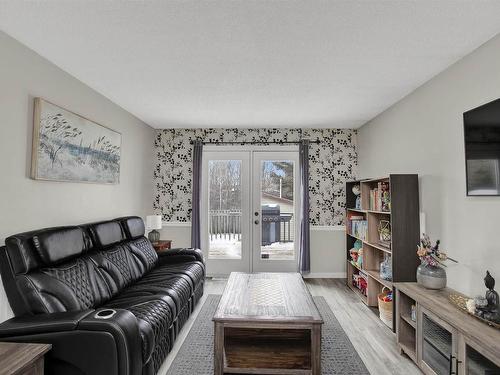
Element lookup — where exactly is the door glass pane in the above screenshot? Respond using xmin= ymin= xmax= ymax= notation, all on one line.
xmin=422 ymin=312 xmax=452 ymax=374
xmin=208 ymin=160 xmax=242 ymax=259
xmin=466 ymin=344 xmax=499 ymax=375
xmin=260 ymin=160 xmax=295 ymax=260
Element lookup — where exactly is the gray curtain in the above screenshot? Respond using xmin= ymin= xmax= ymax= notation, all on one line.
xmin=191 ymin=140 xmax=203 ymax=249
xmin=299 ymin=139 xmax=310 ymax=274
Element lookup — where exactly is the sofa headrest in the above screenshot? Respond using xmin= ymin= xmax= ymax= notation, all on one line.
xmin=5 ymin=230 xmax=43 ymax=274
xmin=5 ymin=226 xmax=90 ymax=274
xmin=119 ymin=216 xmax=145 ymax=239
xmin=33 ymin=227 xmax=87 ymax=266
xmin=88 ymin=221 xmax=125 ymax=248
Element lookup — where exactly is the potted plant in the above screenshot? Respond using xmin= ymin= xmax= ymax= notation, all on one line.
xmin=416 ymin=234 xmax=457 ymax=289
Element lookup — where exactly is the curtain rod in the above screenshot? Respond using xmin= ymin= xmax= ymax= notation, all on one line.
xmin=190 ymin=140 xmax=320 ymax=145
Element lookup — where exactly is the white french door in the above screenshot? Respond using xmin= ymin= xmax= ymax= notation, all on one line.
xmin=201 ymin=147 xmax=300 ymax=276
xmin=251 ymin=151 xmax=300 ymax=273
xmin=201 ymin=151 xmax=251 ymax=275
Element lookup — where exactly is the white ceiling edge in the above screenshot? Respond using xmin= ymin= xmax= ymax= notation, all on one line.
xmin=1 ymin=1 xmax=500 ymax=130
xmin=355 ymin=33 xmax=500 ymax=132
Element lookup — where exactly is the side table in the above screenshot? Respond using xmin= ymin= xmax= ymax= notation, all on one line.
xmin=152 ymin=240 xmax=172 ymax=252
xmin=0 ymin=342 xmax=51 ymax=375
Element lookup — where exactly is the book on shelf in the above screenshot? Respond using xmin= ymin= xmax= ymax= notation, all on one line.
xmin=369 ymin=181 xmax=391 ymax=211
xmin=348 ymin=219 xmax=367 ymax=240
xmin=349 ymin=215 xmax=364 ymax=220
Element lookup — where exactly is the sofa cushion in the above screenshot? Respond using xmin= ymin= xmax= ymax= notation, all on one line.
xmin=33 ymin=227 xmax=88 ymax=266
xmin=16 ymin=257 xmax=110 ymax=314
xmin=88 ymin=239 xmax=158 ymax=298
xmin=103 ymin=294 xmax=175 ymax=364
xmin=126 ymin=238 xmax=158 ymax=272
xmin=155 ymin=261 xmax=205 ymax=289
xmin=98 ymin=244 xmax=144 ymax=289
xmin=124 ymin=271 xmax=193 ymax=314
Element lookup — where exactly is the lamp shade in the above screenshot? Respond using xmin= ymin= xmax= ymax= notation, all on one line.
xmin=146 ymin=215 xmax=162 ymax=230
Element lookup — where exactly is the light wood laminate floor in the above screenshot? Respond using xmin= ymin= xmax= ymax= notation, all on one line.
xmin=158 ymin=278 xmax=421 ymax=375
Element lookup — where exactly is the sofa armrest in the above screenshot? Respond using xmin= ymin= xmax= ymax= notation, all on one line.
xmin=0 ymin=310 xmax=95 ymax=337
xmin=78 ymin=308 xmax=142 ymax=375
xmin=0 ymin=308 xmax=142 ymax=375
xmin=157 ymin=247 xmax=204 ymax=264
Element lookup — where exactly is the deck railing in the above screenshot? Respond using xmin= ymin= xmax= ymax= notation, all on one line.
xmin=208 ymin=209 xmax=294 ymax=243
xmin=209 ymin=209 xmax=242 ymax=241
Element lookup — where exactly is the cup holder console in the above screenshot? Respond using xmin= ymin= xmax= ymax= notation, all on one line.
xmin=94 ymin=309 xmax=117 ymax=319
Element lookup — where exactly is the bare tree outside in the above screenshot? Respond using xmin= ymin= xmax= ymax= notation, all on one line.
xmin=209 ymin=160 xmax=241 ymax=211
xmin=261 ymin=161 xmax=294 ymax=200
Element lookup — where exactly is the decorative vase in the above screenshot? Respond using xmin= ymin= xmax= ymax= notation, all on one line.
xmin=380 ymin=254 xmax=392 ymax=281
xmin=417 ymin=264 xmax=447 ymax=289
xmin=148 ymin=229 xmax=160 ymax=243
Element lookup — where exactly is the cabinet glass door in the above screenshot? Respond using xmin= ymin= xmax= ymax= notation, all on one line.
xmin=464 ymin=343 xmax=500 ymax=375
xmin=420 ymin=308 xmax=456 ymax=375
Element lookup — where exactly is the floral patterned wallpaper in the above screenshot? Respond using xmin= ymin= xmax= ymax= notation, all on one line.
xmin=153 ymin=128 xmax=357 ymax=226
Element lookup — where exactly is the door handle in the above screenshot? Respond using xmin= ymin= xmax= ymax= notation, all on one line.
xmin=254 ymin=220 xmax=259 ymax=225
xmin=449 ymin=355 xmax=456 ymax=375
xmin=455 ymin=358 xmax=462 ymax=374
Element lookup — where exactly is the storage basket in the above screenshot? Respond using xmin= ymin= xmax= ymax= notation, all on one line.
xmin=378 ymin=286 xmax=393 ymax=328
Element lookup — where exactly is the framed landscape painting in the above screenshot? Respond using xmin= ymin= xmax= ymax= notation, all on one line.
xmin=31 ymin=98 xmax=121 ymax=184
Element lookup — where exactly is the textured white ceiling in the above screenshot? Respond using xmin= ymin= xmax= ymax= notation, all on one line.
xmin=1 ymin=1 xmax=500 ymax=129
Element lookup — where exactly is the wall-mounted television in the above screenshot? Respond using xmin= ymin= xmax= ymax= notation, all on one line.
xmin=464 ymin=98 xmax=500 ymax=196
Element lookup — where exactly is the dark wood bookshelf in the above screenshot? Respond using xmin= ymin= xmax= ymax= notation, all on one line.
xmin=345 ymin=174 xmax=420 ymax=332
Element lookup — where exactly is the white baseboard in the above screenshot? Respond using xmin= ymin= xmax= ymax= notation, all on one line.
xmin=162 ymin=221 xmax=191 ymax=227
xmin=302 ymin=272 xmax=346 ymax=279
xmin=310 ymin=225 xmax=346 ymax=231
xmin=207 ymin=272 xmax=346 ymax=279
xmin=206 ymin=275 xmax=229 ymax=280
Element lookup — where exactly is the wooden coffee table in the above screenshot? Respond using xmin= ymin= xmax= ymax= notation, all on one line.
xmin=213 ymin=272 xmax=323 ymax=375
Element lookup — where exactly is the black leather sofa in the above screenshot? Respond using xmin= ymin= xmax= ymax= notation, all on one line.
xmin=0 ymin=216 xmax=204 ymax=375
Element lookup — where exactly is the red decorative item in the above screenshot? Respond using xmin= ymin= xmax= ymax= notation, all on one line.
xmin=358 ymin=277 xmax=368 ymax=295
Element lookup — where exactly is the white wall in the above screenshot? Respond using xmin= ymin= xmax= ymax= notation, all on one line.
xmin=0 ymin=31 xmax=155 ymax=322
xmin=159 ymin=223 xmax=346 ymax=278
xmin=358 ymin=33 xmax=500 ymax=297
xmin=308 ymin=227 xmax=346 ymax=278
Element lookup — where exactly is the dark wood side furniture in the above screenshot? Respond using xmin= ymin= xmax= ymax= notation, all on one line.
xmin=394 ymin=282 xmax=500 ymax=375
xmin=345 ymin=175 xmax=420 ymax=331
xmin=151 ymin=240 xmax=172 ymax=252
xmin=0 ymin=342 xmax=51 ymax=375
xmin=213 ymin=272 xmax=323 ymax=375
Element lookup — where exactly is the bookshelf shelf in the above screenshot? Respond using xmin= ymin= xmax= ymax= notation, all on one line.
xmin=347 ymin=208 xmax=391 ymax=215
xmin=365 ymin=270 xmax=393 ymax=289
xmin=366 ymin=210 xmax=391 ymax=215
xmin=364 ymin=241 xmax=392 ymax=254
xmin=400 ymin=312 xmax=416 ymax=328
xmin=346 ymin=232 xmax=365 ymax=243
xmin=347 ymin=208 xmax=366 ymax=214
xmin=349 ymin=260 xmax=362 ymax=272
xmin=346 ymin=175 xmax=420 ymax=332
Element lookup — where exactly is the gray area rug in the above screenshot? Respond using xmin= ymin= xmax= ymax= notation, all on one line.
xmin=167 ymin=295 xmax=369 ymax=374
